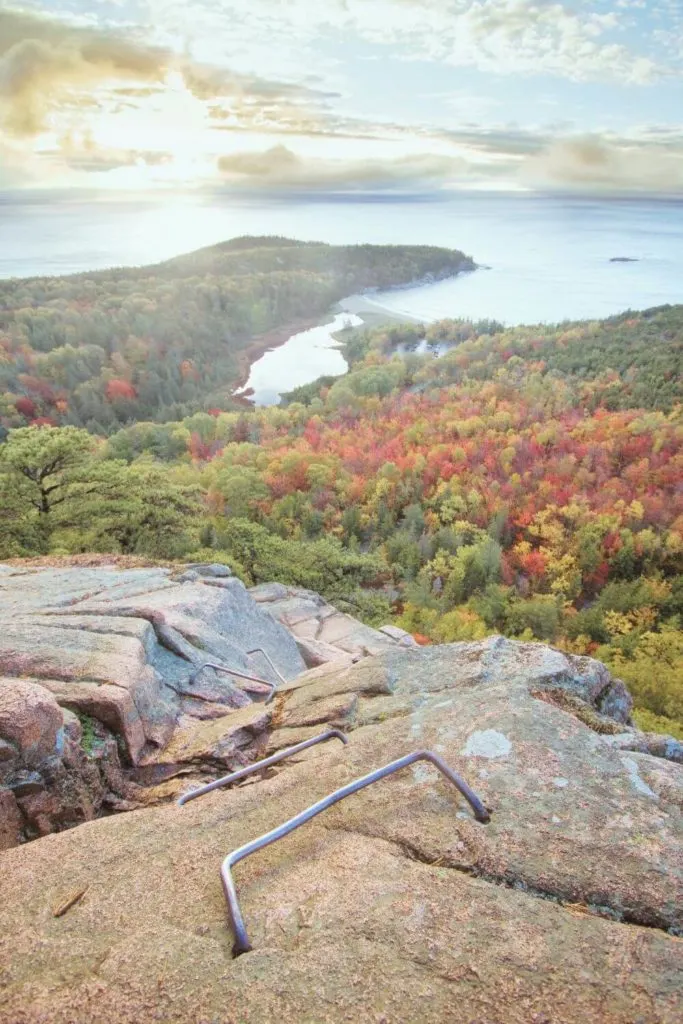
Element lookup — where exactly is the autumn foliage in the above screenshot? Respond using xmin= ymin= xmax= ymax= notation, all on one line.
xmin=105 ymin=379 xmax=137 ymax=401
xmin=1 ymin=294 xmax=682 ymax=738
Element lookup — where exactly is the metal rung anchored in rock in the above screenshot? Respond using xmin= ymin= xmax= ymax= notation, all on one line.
xmin=221 ymin=750 xmax=491 ymax=956
xmin=190 ymin=663 xmax=277 ymax=703
xmin=177 ymin=729 xmax=349 ymax=806
xmin=245 ymin=648 xmax=287 ymax=686
xmin=188 ymin=647 xmax=288 ymax=705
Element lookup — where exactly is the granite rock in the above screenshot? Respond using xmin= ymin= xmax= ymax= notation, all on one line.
xmin=0 ymin=635 xmax=680 ymax=1022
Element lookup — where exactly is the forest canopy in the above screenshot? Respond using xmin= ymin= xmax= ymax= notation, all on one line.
xmin=0 ymin=255 xmax=681 ymax=739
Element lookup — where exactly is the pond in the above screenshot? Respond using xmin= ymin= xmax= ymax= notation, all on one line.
xmin=394 ymin=338 xmax=451 ymax=356
xmin=236 ymin=312 xmax=363 ymax=406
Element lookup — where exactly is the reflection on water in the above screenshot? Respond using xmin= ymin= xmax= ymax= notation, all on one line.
xmin=238 ymin=312 xmax=363 ymax=406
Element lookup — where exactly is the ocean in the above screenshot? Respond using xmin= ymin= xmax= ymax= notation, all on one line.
xmin=1 ymin=191 xmax=681 ymax=327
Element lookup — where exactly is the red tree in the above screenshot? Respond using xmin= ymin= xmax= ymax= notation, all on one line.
xmin=15 ymin=397 xmax=36 ymax=418
xmin=106 ymin=379 xmax=137 ymax=401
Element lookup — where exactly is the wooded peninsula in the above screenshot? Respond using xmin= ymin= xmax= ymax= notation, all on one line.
xmin=0 ymin=237 xmax=473 ymax=431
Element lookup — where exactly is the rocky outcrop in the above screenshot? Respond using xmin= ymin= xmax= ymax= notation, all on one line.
xmin=0 ymin=678 xmax=64 ymax=766
xmin=0 ymin=679 xmax=125 ymax=847
xmin=250 ymin=582 xmax=409 ymax=667
xmin=0 ymin=564 xmax=305 ymax=843
xmin=0 ymin=627 xmax=681 ymax=1023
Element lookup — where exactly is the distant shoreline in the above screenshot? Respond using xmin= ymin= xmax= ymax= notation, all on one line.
xmin=337 ymin=264 xmax=478 ymax=327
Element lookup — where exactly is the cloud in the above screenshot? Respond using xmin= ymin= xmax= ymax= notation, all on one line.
xmin=0 ymin=126 xmax=175 ymax=190
xmin=521 ymin=133 xmax=683 ymax=193
xmin=184 ymin=64 xmax=335 ymax=105
xmin=2 ymin=4 xmax=681 ymax=194
xmin=173 ymin=0 xmax=669 ymax=84
xmin=56 ymin=131 xmax=173 ymax=173
xmin=436 ymin=0 xmax=659 ymax=83
xmin=215 ymin=129 xmax=683 ymax=196
xmin=217 ymin=144 xmax=467 ymax=190
xmin=436 ymin=125 xmax=552 ymax=158
xmin=0 ymin=8 xmax=170 ymax=135
xmin=0 ymin=7 xmax=336 ymax=138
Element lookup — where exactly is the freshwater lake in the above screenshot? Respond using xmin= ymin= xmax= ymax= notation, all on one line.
xmin=237 ymin=313 xmax=363 ymax=405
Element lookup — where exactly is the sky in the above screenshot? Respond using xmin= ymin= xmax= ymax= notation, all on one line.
xmin=1 ymin=1 xmax=682 ymax=195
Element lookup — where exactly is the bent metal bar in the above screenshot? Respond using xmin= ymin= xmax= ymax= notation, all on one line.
xmin=177 ymin=729 xmax=349 ymax=806
xmin=221 ymin=749 xmax=491 ymax=956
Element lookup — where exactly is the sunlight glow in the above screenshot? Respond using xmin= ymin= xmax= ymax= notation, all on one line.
xmin=1 ymin=1 xmax=681 ymax=195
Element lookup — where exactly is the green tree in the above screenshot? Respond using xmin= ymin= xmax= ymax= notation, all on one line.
xmin=214 ymin=518 xmax=387 ymax=600
xmin=0 ymin=472 xmax=46 ymax=556
xmin=0 ymin=426 xmax=95 ymax=516
xmin=213 ymin=466 xmax=270 ymax=521
xmin=506 ymin=596 xmax=561 ymax=642
xmin=598 ymin=626 xmax=683 ymax=725
xmin=63 ymin=461 xmax=202 ymax=557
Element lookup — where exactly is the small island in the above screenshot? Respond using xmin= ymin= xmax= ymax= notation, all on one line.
xmin=610 ymin=256 xmax=639 ymax=263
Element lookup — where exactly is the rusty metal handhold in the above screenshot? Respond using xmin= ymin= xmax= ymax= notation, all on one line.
xmin=221 ymin=749 xmax=491 ymax=956
xmin=187 ymin=647 xmax=286 ymax=705
xmin=177 ymin=729 xmax=349 ymax=806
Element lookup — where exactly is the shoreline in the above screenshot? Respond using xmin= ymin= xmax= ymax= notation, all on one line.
xmin=336 ymin=293 xmax=429 ymax=326
xmin=231 ymin=294 xmax=435 ymax=406
xmin=337 ymin=264 xmax=478 ymax=327
xmin=230 ymin=315 xmax=327 ymax=401
xmin=231 ymin=265 xmax=476 ymax=405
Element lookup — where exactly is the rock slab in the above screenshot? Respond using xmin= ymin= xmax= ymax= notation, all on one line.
xmin=0 ymin=634 xmax=680 ymax=1023
xmin=0 ymin=565 xmax=305 ymax=843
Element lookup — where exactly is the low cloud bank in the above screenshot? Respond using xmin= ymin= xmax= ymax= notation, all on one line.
xmin=522 ymin=134 xmax=683 ymax=194
xmin=213 ymin=135 xmax=683 ymax=195
xmin=217 ymin=145 xmax=467 ymax=190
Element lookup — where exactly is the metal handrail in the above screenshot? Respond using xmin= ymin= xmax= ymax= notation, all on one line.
xmin=221 ymin=749 xmax=491 ymax=956
xmin=177 ymin=729 xmax=349 ymax=806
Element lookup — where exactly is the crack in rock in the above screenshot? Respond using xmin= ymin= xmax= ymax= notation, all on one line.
xmin=322 ymin=823 xmax=679 ymax=936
